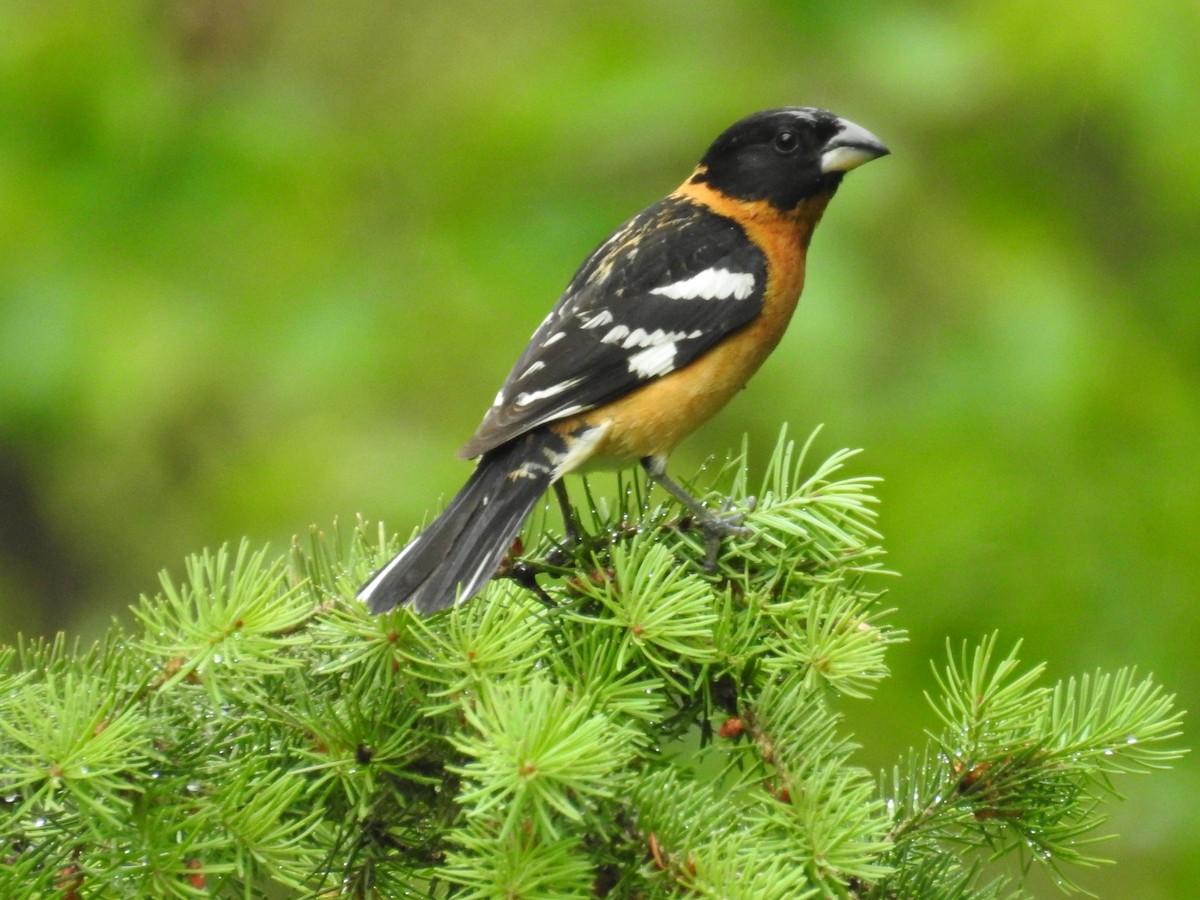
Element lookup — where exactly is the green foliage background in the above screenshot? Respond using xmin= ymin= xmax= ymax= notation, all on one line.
xmin=0 ymin=1 xmax=1195 ymax=896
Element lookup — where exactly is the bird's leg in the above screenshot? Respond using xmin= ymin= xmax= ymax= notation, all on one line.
xmin=641 ymin=457 xmax=752 ymax=571
xmin=553 ymin=479 xmax=584 ymax=547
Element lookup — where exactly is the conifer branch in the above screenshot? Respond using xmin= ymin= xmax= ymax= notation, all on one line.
xmin=0 ymin=428 xmax=1184 ymax=898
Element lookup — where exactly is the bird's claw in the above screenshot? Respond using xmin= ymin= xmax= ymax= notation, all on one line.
xmin=698 ymin=496 xmax=755 ymax=571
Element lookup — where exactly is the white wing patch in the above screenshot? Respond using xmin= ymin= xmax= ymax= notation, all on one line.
xmin=628 ymin=342 xmax=678 ymax=378
xmin=600 ymin=325 xmax=630 ymax=345
xmin=519 ymin=361 xmax=545 ymax=380
xmin=601 ymin=325 xmax=702 ymax=348
xmin=580 ymin=309 xmax=613 ymax=329
xmin=541 ymin=331 xmax=566 ymax=348
xmin=514 ymin=377 xmax=582 ymax=408
xmin=650 ymin=268 xmax=756 ymax=301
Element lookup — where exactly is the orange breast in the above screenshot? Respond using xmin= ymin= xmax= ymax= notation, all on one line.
xmin=554 ymin=181 xmax=833 ymax=468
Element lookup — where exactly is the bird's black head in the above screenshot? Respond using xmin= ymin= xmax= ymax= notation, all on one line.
xmin=692 ymin=107 xmax=888 ymax=211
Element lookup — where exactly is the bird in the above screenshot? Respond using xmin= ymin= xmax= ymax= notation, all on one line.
xmin=359 ymin=107 xmax=888 ymax=615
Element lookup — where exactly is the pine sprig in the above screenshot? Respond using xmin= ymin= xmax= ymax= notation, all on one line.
xmin=0 ymin=428 xmax=1184 ymax=898
xmin=873 ymin=636 xmax=1186 ymax=897
xmin=450 ymin=675 xmax=639 ymax=841
xmin=0 ymin=664 xmax=149 ymax=833
xmin=132 ymin=541 xmax=314 ymax=701
xmin=562 ymin=536 xmax=721 ymax=691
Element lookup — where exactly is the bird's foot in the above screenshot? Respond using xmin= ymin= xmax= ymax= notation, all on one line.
xmin=697 ymin=495 xmax=755 ymax=571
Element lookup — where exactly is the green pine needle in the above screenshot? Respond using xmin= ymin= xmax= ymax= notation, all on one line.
xmin=877 ymin=635 xmax=1185 ymax=896
xmin=0 ymin=428 xmax=1184 ymax=898
xmin=450 ymin=676 xmax=638 ymax=841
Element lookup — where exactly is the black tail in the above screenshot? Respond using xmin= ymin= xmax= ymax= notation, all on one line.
xmin=358 ymin=431 xmax=562 ymax=615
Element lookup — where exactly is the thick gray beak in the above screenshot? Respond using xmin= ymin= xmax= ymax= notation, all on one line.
xmin=820 ymin=118 xmax=889 ymax=174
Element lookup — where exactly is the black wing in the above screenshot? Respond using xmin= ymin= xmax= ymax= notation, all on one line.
xmin=459 ymin=195 xmax=767 ymax=458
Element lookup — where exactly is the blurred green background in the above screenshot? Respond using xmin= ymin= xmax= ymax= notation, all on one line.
xmin=1 ymin=1 xmax=1196 ymax=895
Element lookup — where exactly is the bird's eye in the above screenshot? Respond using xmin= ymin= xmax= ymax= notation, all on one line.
xmin=774 ymin=130 xmax=799 ymax=154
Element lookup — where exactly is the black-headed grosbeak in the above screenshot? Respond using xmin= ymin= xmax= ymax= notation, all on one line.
xmin=360 ymin=107 xmax=888 ymax=615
